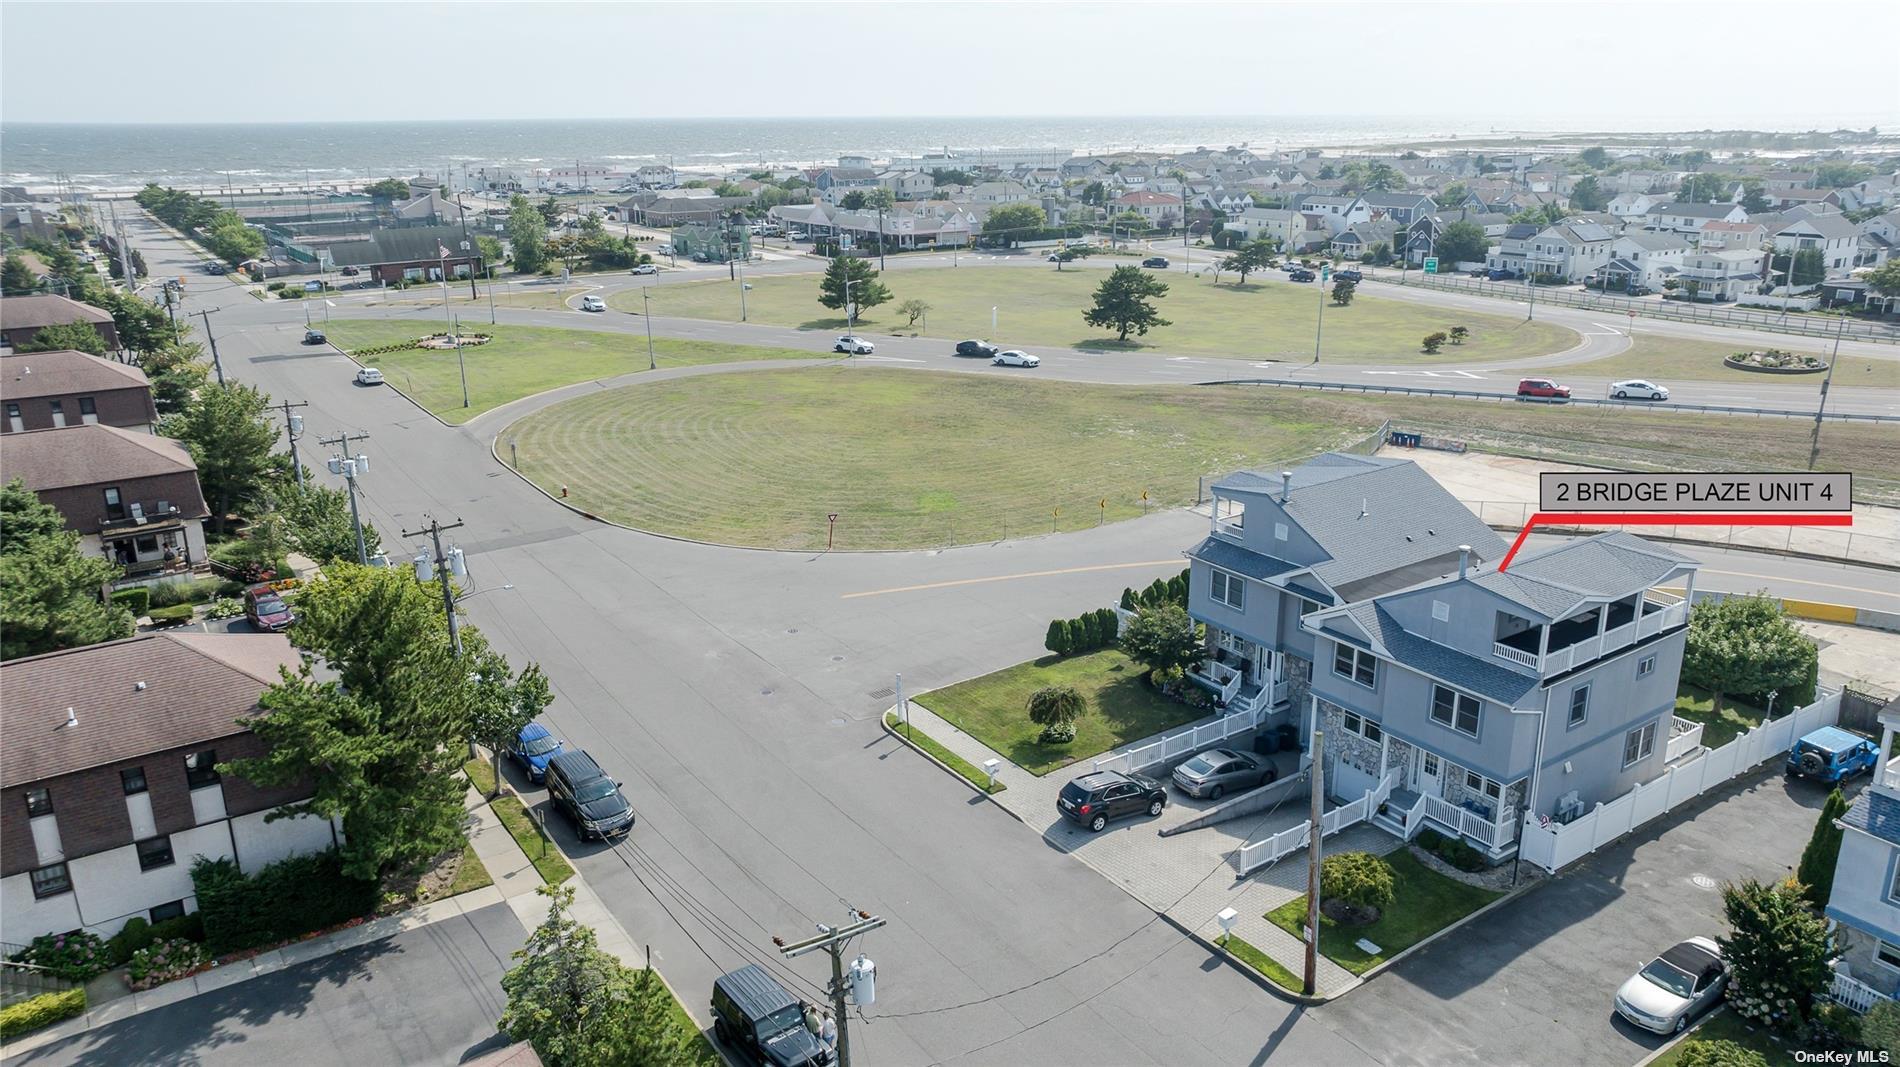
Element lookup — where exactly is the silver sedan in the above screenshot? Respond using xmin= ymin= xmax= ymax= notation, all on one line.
xmin=1171 ymin=748 xmax=1276 ymax=801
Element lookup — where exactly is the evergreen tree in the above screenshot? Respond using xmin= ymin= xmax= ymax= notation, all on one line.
xmin=1718 ymin=877 xmax=1832 ymax=1031
xmin=1795 ymin=789 xmax=1849 ymax=907
xmin=0 ymin=479 xmax=135 ymax=660
xmin=1083 ymin=265 xmax=1172 ymax=342
xmin=817 ymin=255 xmax=890 ymax=318
xmin=1 ymin=254 xmax=39 ymax=294
xmin=163 ymin=380 xmax=281 ymax=536
xmin=17 ymin=321 xmax=106 ymax=356
xmin=1045 ymin=618 xmax=1071 ymax=656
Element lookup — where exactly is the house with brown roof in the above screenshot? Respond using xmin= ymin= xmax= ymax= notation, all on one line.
xmin=0 ymin=633 xmax=336 ymax=941
xmin=0 ymin=294 xmax=120 ymax=354
xmin=0 ymin=423 xmax=210 ymax=576
xmin=2 ymin=350 xmax=158 ymax=435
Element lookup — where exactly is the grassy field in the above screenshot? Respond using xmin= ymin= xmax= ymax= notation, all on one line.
xmin=1649 ymin=1009 xmax=1797 ymax=1067
xmin=1265 ymin=848 xmax=1501 ymax=974
xmin=915 ymin=649 xmax=1202 ymax=775
xmin=492 ymin=795 xmax=575 ymax=884
xmin=371 ymin=283 xmax=591 ymax=311
xmin=612 ymin=265 xmax=1579 ymax=364
xmin=322 ymin=320 xmax=814 ymax=423
xmin=1674 ymin=685 xmax=1767 ymax=751
xmin=502 ymin=366 xmax=1900 ymax=550
xmin=1564 ymin=332 xmax=1900 ymax=389
xmin=885 ymin=712 xmax=1007 ymax=794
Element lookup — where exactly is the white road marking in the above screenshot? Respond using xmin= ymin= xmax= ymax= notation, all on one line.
xmin=859 ymin=356 xmax=925 ymax=363
xmin=1592 ymin=322 xmax=1625 ymax=335
xmin=1167 ymin=356 xmax=1207 ymax=363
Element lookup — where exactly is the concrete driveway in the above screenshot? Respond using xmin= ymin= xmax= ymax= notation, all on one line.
xmin=1316 ymin=765 xmax=1857 ymax=1067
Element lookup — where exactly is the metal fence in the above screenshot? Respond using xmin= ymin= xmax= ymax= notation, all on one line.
xmin=1203 ymin=377 xmax=1900 ymax=424
xmin=1365 ymin=269 xmax=1900 ymax=344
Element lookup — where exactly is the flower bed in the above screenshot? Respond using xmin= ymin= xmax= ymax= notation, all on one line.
xmin=1725 ymin=348 xmax=1827 ymax=374
xmin=9 ymin=931 xmax=111 ymax=982
xmin=127 ymin=938 xmax=211 ymax=991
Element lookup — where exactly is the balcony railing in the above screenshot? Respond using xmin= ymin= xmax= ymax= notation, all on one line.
xmin=99 ymin=504 xmax=183 ymax=531
xmin=1493 ymin=599 xmax=1688 ymax=675
xmin=1419 ymin=795 xmax=1519 ymax=851
xmin=1187 ymin=659 xmax=1243 ymax=705
xmin=1666 ymin=717 xmax=1705 ymax=763
xmin=1492 ymin=642 xmax=1540 ymax=669
xmin=1830 ymin=969 xmax=1894 ymax=1015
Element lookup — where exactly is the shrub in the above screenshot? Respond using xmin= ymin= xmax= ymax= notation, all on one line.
xmin=107 ymin=916 xmax=154 ymax=966
xmin=266 ymin=281 xmax=286 ymax=291
xmin=1120 ymin=587 xmax=1136 ymax=610
xmin=1045 ymin=619 xmax=1071 ymax=657
xmin=1719 ymin=877 xmax=1831 ymax=1031
xmin=148 ymin=576 xmax=219 ymax=607
xmin=1863 ymin=1000 xmax=1900 ymax=1059
xmin=1449 ymin=326 xmax=1469 ymax=344
xmin=0 ymin=988 xmax=87 ymax=1041
xmin=1167 ymin=571 xmax=1188 ymax=604
xmin=1119 ymin=603 xmax=1203 ymax=677
xmin=1416 ymin=828 xmax=1487 ymax=872
xmin=1321 ymin=851 xmax=1396 ymax=920
xmin=276 ymin=288 xmax=304 ymax=299
xmin=126 ymin=938 xmax=210 ymax=990
xmin=149 ymin=911 xmax=206 ymax=945
xmin=191 ymin=852 xmax=378 ymax=956
xmin=1796 ymin=789 xmax=1849 ymax=906
xmin=1803 ymin=1000 xmax=1863 ymax=1053
xmin=1027 ymin=685 xmax=1088 ymax=744
xmin=1095 ymin=608 xmax=1119 ymax=643
xmin=9 ymin=931 xmax=111 ymax=982
xmin=111 ymin=586 xmax=151 ymax=617
xmin=147 ymin=604 xmax=195 ymax=624
xmin=206 ymin=597 xmax=244 ymax=620
xmin=1422 ymin=331 xmax=1448 ymax=354
xmin=1674 ymin=1038 xmax=1768 ymax=1067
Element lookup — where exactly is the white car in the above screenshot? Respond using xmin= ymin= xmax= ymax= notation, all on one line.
xmin=1614 ymin=937 xmax=1728 ymax=1034
xmin=993 ymin=350 xmax=1040 ymax=368
xmin=354 ymin=367 xmax=385 ymax=386
xmin=834 ymin=335 xmax=875 ymax=354
xmin=629 ymin=264 xmax=658 ymax=275
xmin=1610 ymin=378 xmax=1668 ymax=401
xmin=580 ymin=295 xmax=607 ymax=312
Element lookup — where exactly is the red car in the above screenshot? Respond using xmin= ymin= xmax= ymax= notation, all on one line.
xmin=1517 ymin=377 xmax=1571 ymax=401
xmin=244 ymin=585 xmax=295 ymax=632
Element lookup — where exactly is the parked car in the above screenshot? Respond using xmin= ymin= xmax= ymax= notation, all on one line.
xmin=787 ymin=230 xmax=808 ymax=240
xmin=630 ymin=263 xmax=658 ymax=275
xmin=1288 ymin=269 xmax=1317 ymax=283
xmin=507 ymin=722 xmax=565 ymax=783
xmin=1141 ymin=256 xmax=1170 ymax=268
xmin=992 ymin=350 xmax=1040 ymax=367
xmin=834 ymin=335 xmax=874 ymax=354
xmin=1334 ymin=268 xmax=1363 ymax=283
xmin=204 ymin=262 xmax=227 ymax=275
xmin=1171 ymin=748 xmax=1277 ymax=800
xmin=303 ymin=280 xmax=324 ymax=292
xmin=242 ymin=585 xmax=294 ymax=633
xmin=303 ymin=328 xmax=326 ymax=345
xmin=1614 ymin=938 xmax=1728 ymax=1034
xmin=340 ymin=266 xmax=361 ymax=276
xmin=1516 ymin=377 xmax=1571 ymax=400
xmin=1046 ymin=253 xmax=1062 ymax=262
xmin=955 ymin=339 xmax=999 ymax=358
xmin=1786 ymin=726 xmax=1879 ymax=785
xmin=580 ymin=294 xmax=607 ymax=312
xmin=545 ymin=750 xmax=634 ymax=840
xmin=354 ymin=367 xmax=385 ymax=386
xmin=1487 ymin=268 xmax=1520 ymax=281
xmin=1609 ymin=379 xmax=1669 ymax=401
xmin=711 ymin=964 xmax=832 ymax=1066
xmin=1057 ymin=770 xmax=1166 ymax=832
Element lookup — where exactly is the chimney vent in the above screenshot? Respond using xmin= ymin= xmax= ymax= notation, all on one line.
xmin=135 ymin=681 xmax=147 ymax=691
xmin=64 ymin=706 xmax=77 ymax=729
xmin=1280 ymin=471 xmax=1292 ymax=502
xmin=1458 ymin=544 xmax=1472 ymax=579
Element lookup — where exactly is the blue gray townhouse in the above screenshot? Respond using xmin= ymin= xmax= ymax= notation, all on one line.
xmin=1184 ymin=453 xmax=1702 ymax=860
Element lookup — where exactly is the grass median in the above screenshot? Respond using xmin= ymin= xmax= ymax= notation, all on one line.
xmin=613 ymin=265 xmax=1578 ymax=364
xmin=492 ymin=795 xmax=575 ymax=884
xmin=1217 ymin=933 xmax=1304 ymax=994
xmin=884 ymin=712 xmax=1006 ymax=794
xmin=1649 ymin=1009 xmax=1796 ymax=1067
xmin=1561 ymin=332 xmax=1900 ymax=389
xmin=1265 ymin=848 xmax=1501 ymax=975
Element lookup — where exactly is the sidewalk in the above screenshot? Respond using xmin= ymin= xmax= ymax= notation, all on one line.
xmin=889 ymin=702 xmax=1391 ymax=997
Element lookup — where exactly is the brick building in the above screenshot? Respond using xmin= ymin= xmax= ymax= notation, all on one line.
xmin=0 ymin=423 xmax=210 ymax=576
xmin=3 ymin=349 xmax=158 ymax=435
xmin=0 ymin=294 xmax=120 ymax=354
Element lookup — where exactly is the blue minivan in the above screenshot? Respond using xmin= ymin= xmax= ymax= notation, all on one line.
xmin=509 ymin=722 xmax=565 ymax=783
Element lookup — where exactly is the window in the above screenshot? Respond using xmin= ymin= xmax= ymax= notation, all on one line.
xmin=1423 ymin=753 xmax=1439 ymax=777
xmin=1430 ymin=685 xmax=1481 ymax=737
xmin=1210 ymin=569 xmax=1244 ymax=610
xmin=25 ymin=788 xmax=53 ymax=817
xmin=184 ymin=749 xmax=219 ymax=789
xmin=1341 ymin=712 xmax=1383 ymax=743
xmin=136 ymin=836 xmax=175 ymax=871
xmin=149 ymin=900 xmax=186 ymax=924
xmin=1623 ymin=722 xmax=1658 ymax=767
xmin=1889 ymin=864 xmax=1900 ymax=906
xmin=1432 ymin=600 xmax=1450 ymax=622
xmin=1332 ymin=644 xmax=1377 ymax=689
xmin=48 ymin=399 xmax=64 ymax=427
xmin=1299 ymin=598 xmax=1321 ymax=617
xmin=1568 ymin=685 xmax=1591 ymax=728
xmin=120 ymin=766 xmax=148 ymax=795
xmin=1274 ymin=522 xmax=1288 ymax=541
xmin=78 ymin=397 xmax=97 ymax=424
xmin=30 ymin=863 xmax=71 ymax=899
xmin=1637 ymin=655 xmax=1657 ymax=679
xmin=104 ymin=487 xmax=124 ymax=521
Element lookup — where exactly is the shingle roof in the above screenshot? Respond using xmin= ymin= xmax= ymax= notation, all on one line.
xmin=0 ymin=423 xmax=197 ymax=489
xmin=1186 ymin=536 xmax=1302 ymax=582
xmin=1467 ymin=531 xmax=1697 ymax=620
xmin=1319 ymin=602 xmax=1540 ymax=704
xmin=325 ymin=225 xmax=480 ymax=268
xmin=1616 ymin=231 xmax=1689 ymax=252
xmin=1841 ymin=790 xmax=1900 ymax=847
xmin=0 ymin=633 xmax=297 ymax=785
xmin=1772 ymin=213 xmax=1859 ymax=240
xmin=0 ymin=294 xmax=114 ymax=329
xmin=2 ymin=349 xmax=150 ymax=398
xmin=1648 ymin=202 xmax=1740 ymax=219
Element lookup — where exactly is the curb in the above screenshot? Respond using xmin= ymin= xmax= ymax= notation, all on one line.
xmin=1355 ymin=869 xmax=1546 ymax=986
xmin=1631 ymin=1005 xmax=1728 ymax=1067
xmin=1167 ymin=918 xmax=1335 ymax=1006
xmin=878 ymin=715 xmax=1022 ymax=824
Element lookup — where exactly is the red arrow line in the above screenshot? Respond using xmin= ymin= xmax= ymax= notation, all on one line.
xmin=1498 ymin=512 xmax=1854 ymax=571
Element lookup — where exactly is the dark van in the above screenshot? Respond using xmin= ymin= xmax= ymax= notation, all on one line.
xmin=711 ymin=964 xmax=832 ymax=1066
xmin=545 ymin=750 xmax=633 ymax=840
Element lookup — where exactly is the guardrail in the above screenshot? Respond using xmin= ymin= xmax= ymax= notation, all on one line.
xmin=1201 ymin=377 xmax=1900 ymax=424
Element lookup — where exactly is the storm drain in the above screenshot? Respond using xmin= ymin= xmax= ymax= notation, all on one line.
xmin=1690 ymin=874 xmax=1718 ymax=890
xmin=867 ymin=687 xmax=896 ymax=700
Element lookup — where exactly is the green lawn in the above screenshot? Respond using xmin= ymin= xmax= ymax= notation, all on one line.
xmin=321 ymin=320 xmax=814 ymax=423
xmin=612 ymin=265 xmax=1578 ymax=364
xmin=1265 ymin=848 xmax=1501 ymax=974
xmin=373 ymin=283 xmax=591 ymax=311
xmin=1649 ymin=1008 xmax=1798 ymax=1067
xmin=492 ymin=795 xmax=575 ymax=884
xmin=632 ymin=969 xmax=723 ymax=1067
xmin=444 ymin=843 xmax=494 ymax=897
xmin=915 ymin=649 xmax=1202 ymax=775
xmin=1218 ymin=933 xmax=1304 ymax=994
xmin=1674 ymin=684 xmax=1767 ymax=751
xmin=884 ymin=712 xmax=1006 ymax=794
xmin=462 ymin=756 xmax=499 ymax=796
xmin=1564 ymin=332 xmax=1900 ymax=389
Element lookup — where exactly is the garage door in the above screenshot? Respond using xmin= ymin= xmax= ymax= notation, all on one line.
xmin=1328 ymin=753 xmax=1377 ymax=803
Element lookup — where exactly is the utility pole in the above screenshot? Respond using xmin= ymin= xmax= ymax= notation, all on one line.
xmin=776 ymin=911 xmax=884 ymax=1067
xmin=403 ymin=516 xmax=467 ymax=657
xmin=1302 ymin=728 xmax=1325 ymax=997
xmin=642 ymin=288 xmax=657 ymax=369
xmin=1313 ymin=269 xmax=1327 ymax=364
xmin=275 ymin=399 xmax=309 ymax=488
xmin=1808 ymin=314 xmax=1846 ymax=470
xmin=194 ymin=308 xmax=226 ymax=385
xmin=877 ymin=203 xmax=887 ymax=271
xmin=320 ymin=431 xmax=372 ymax=564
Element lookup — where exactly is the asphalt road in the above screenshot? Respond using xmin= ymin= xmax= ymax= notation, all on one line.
xmin=115 ymin=208 xmax=1900 ymax=1066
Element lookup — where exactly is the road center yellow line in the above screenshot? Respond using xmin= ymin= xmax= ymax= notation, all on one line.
xmin=1691 ymin=568 xmax=1900 ymax=604
xmin=842 ymin=560 xmax=1182 ymax=599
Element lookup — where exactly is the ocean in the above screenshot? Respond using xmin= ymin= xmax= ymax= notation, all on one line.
xmin=3 ymin=113 xmax=1893 ymax=193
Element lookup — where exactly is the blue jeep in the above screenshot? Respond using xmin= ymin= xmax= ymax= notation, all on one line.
xmin=1785 ymin=726 xmax=1879 ymax=785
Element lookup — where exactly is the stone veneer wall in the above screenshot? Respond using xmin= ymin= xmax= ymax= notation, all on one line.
xmin=1319 ymin=700 xmax=1382 ymax=777
xmin=1285 ymin=654 xmax=1313 ymax=713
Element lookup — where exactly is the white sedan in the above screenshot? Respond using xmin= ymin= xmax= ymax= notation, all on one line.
xmin=993 ymin=350 xmax=1040 ymax=368
xmin=834 ymin=335 xmax=875 ymax=354
xmin=354 ymin=367 xmax=385 ymax=386
xmin=1609 ymin=378 xmax=1669 ymax=401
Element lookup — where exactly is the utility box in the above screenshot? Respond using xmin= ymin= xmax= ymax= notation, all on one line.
xmin=849 ymin=955 xmax=876 ymax=1006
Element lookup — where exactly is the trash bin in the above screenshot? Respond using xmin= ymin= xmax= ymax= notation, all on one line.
xmin=1253 ymin=731 xmax=1281 ymax=756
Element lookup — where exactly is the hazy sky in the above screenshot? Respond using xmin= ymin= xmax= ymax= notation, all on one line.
xmin=4 ymin=1 xmax=1896 ymax=126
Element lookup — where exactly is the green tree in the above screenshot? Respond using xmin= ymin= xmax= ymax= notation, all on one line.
xmin=1679 ymin=172 xmax=1728 ymax=203
xmin=1578 ymin=146 xmax=1611 ymax=169
xmin=1674 ymin=1039 xmax=1768 ymax=1067
xmin=2 ymin=253 xmax=39 ymax=294
xmin=467 ymin=654 xmax=553 ymax=801
xmin=1363 ymin=162 xmax=1403 ymax=191
xmin=1422 ymin=331 xmax=1447 ymax=353
xmin=817 ymin=255 xmax=891 ymax=319
xmin=164 ymin=380 xmax=280 ymax=536
xmin=270 ymin=483 xmax=380 ymax=565
xmin=18 ymin=320 xmax=106 ymax=356
xmin=203 ymin=213 xmax=265 ymax=264
xmin=1738 ymin=180 xmax=1771 ymax=214
xmin=1221 ymin=238 xmax=1278 ymax=285
xmin=1118 ymin=602 xmax=1202 ymax=677
xmin=0 ymin=479 xmax=134 ymax=661
xmin=1054 ymin=244 xmax=1096 ymax=270
xmin=1321 ymin=851 xmax=1396 ymax=920
xmin=864 ymin=187 xmax=895 ymax=211
xmin=1045 ymin=618 xmax=1072 ymax=656
xmin=982 ymin=203 xmax=1047 ymax=243
xmin=475 ymin=234 xmax=504 ymax=266
xmin=1441 ymin=181 xmax=1469 ymax=206
xmin=1434 ymin=221 xmax=1489 ymax=266
xmin=1863 ymin=1001 xmax=1900 ymax=1060
xmin=1331 ymin=278 xmax=1356 ymax=305
xmin=1081 ymin=180 xmax=1106 ymax=205
xmin=1794 ymin=788 xmax=1848 ymax=907
xmin=1083 ymin=265 xmax=1172 ymax=342
xmin=1569 ymin=175 xmax=1607 ymax=212
xmin=1367 ymin=241 xmax=1393 ymax=266
xmin=1682 ymin=593 xmax=1818 ymax=716
xmin=1812 ymin=162 xmax=1873 ymax=189
xmin=142 ymin=341 xmax=207 ymax=415
xmin=896 ymin=298 xmax=931 ymax=328
xmin=508 ymin=194 xmax=549 ymax=274
xmin=1867 ymin=259 xmax=1900 ymax=299
xmin=537 ymin=196 xmax=563 ymax=226
xmin=1449 ymin=326 xmax=1469 ymax=345
xmin=1681 ymin=149 xmax=1712 ymax=170
xmin=1026 ymin=685 xmax=1088 ymax=744
xmin=838 ymin=191 xmax=867 ymax=211
xmin=100 ymin=289 xmax=171 ymax=355
xmin=1718 ymin=877 xmax=1831 ymax=1031
xmin=363 ymin=178 xmax=410 ymax=201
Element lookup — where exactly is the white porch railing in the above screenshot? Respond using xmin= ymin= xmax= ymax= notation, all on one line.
xmin=1495 ymin=599 xmax=1689 ymax=675
xmin=1234 ymin=772 xmax=1395 ymax=875
xmin=1883 ymin=755 xmax=1900 ymax=792
xmin=1187 ymin=659 xmax=1244 ymax=705
xmin=1091 ymin=704 xmax=1265 ymax=776
xmin=1418 ymin=795 xmax=1519 ymax=851
xmin=1830 ymin=969 xmax=1894 ymax=1014
xmin=1666 ymin=717 xmax=1705 ymax=763
xmin=1493 ymin=642 xmax=1539 ymax=669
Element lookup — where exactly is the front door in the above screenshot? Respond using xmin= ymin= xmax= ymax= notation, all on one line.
xmin=1416 ymin=750 xmax=1444 ymax=797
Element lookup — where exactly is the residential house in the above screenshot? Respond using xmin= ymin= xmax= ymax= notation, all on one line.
xmin=620 ymin=191 xmax=752 ymax=227
xmin=1292 ymin=194 xmax=1364 ymax=230
xmin=0 ymin=633 xmax=339 ymax=941
xmin=1113 ymin=191 xmax=1184 ymax=227
xmin=1822 ymin=700 xmax=1900 ymax=1008
xmin=1 ymin=204 xmax=60 ymax=245
xmin=968 ymin=180 xmax=1032 ymax=204
xmin=1525 ymin=220 xmax=1615 ymax=282
xmin=1601 ymin=232 xmax=1691 ymax=291
xmin=1760 ymin=187 xmax=1842 ymax=211
xmin=1330 ymin=220 xmax=1399 ymax=261
xmin=1842 ymin=176 xmax=1898 ymax=212
xmin=1061 ymin=157 xmax=1114 ymax=181
xmin=1228 ymin=207 xmax=1330 ymax=252
xmin=0 ymin=423 xmax=210 ymax=574
xmin=1358 ymin=192 xmax=1438 ymax=227
xmin=1676 ymin=249 xmax=1767 ymax=302
xmin=1698 ymin=219 xmax=1768 ymax=252
xmin=877 ymin=170 xmax=936 ymax=200
xmin=390 ymin=189 xmax=450 ymax=226
xmin=3 ymin=350 xmax=157 ymax=435
xmin=1644 ymin=201 xmax=1749 ymax=239
xmin=321 ymin=225 xmax=483 ymax=285
xmin=1115 ymin=164 xmax=1156 ymax=190
xmin=1766 ymin=212 xmax=1861 ymax=277
xmin=1486 ymin=223 xmax=1542 ymax=276
xmin=813 ymin=168 xmax=882 ymax=204
xmin=634 ymin=165 xmax=678 ymax=189
xmin=1858 ymin=209 xmax=1900 ymax=267
xmin=1608 ymin=192 xmax=1665 ymax=220
xmin=0 ymin=295 xmax=120 ymax=354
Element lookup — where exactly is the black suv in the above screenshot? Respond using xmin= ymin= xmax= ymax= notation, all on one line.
xmin=712 ymin=964 xmax=832 ymax=1066
xmin=955 ymin=339 xmax=999 ymax=358
xmin=1141 ymin=256 xmax=1170 ymax=268
xmin=1334 ymin=268 xmax=1363 ymax=283
xmin=1057 ymin=770 xmax=1167 ymax=832
xmin=1288 ymin=268 xmax=1317 ymax=282
xmin=545 ymin=750 xmax=633 ymax=840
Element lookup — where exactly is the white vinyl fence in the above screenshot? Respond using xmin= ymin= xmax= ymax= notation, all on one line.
xmin=1091 ymin=704 xmax=1267 ymax=776
xmin=1518 ymin=691 xmax=1842 ymax=873
xmin=1233 ymin=772 xmax=1396 ymax=875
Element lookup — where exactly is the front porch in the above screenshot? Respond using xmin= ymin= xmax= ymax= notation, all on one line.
xmin=1368 ymin=735 xmax=1523 ymax=860
xmin=95 ymin=513 xmax=208 ymax=585
xmin=1187 ymin=626 xmax=1291 ymax=716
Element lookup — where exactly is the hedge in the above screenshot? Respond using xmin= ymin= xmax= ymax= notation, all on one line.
xmin=1415 ymin=828 xmax=1487 ymax=872
xmin=105 ymin=911 xmax=205 ymax=966
xmin=147 ymin=604 xmax=196 ymax=624
xmin=1045 ymin=606 xmax=1120 ymax=657
xmin=111 ymin=587 xmax=151 ymax=617
xmin=190 ymin=852 xmax=377 ymax=956
xmin=0 ymin=988 xmax=87 ymax=1041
